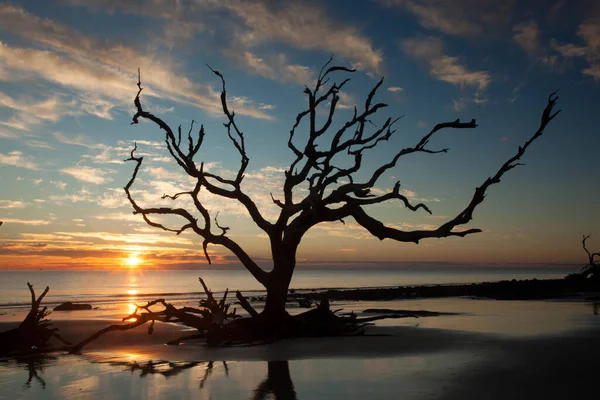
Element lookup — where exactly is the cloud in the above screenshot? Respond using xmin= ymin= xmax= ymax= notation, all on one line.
xmin=551 ymin=19 xmax=600 ymax=80
xmin=0 ymin=91 xmax=77 ymax=131
xmin=93 ymin=212 xmax=143 ymax=222
xmin=513 ymin=20 xmax=541 ymax=57
xmin=2 ymin=218 xmax=50 ymax=225
xmin=208 ymin=0 xmax=383 ymax=74
xmin=60 ymin=0 xmax=383 ymax=74
xmin=60 ymin=165 xmax=115 ymax=184
xmin=49 ymin=190 xmax=93 ymax=204
xmin=0 ymin=5 xmax=272 ymax=120
xmin=24 ymin=140 xmax=55 ymax=150
xmin=510 ymin=82 xmax=525 ymax=103
xmin=54 ymin=231 xmax=193 ymax=246
xmin=401 ymin=36 xmax=491 ymax=92
xmin=235 ymin=51 xmax=314 ymax=85
xmin=0 ymin=200 xmax=29 ymax=209
xmin=387 ymin=86 xmax=404 ymax=92
xmin=551 ymin=42 xmax=588 ymax=58
xmin=0 ymin=151 xmax=39 ymax=170
xmin=382 ymin=0 xmax=514 ymax=37
xmin=53 ymin=132 xmax=106 ymax=149
xmin=336 ymin=91 xmax=357 ymax=110
xmin=50 ymin=180 xmax=67 ymax=189
xmin=452 ymin=98 xmax=468 ymax=112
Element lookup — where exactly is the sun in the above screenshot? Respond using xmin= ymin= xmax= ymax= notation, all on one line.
xmin=125 ymin=255 xmax=142 ymax=268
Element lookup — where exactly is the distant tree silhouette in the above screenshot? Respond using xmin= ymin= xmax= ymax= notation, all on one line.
xmin=126 ymin=59 xmax=560 ymax=331
xmin=580 ymin=235 xmax=600 ymax=280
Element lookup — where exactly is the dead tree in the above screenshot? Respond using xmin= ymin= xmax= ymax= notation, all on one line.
xmin=126 ymin=59 xmax=560 ymax=331
xmin=0 ymin=283 xmax=70 ymax=356
xmin=580 ymin=235 xmax=600 ymax=279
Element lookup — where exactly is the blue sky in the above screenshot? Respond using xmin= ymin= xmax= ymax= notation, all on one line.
xmin=0 ymin=0 xmax=599 ymax=270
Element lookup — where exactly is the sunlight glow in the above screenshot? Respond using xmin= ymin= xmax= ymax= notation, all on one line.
xmin=125 ymin=255 xmax=142 ymax=267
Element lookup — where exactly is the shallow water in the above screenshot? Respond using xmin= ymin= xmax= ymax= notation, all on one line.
xmin=0 ymin=268 xmax=574 ymax=310
xmin=0 ymin=350 xmax=502 ymax=399
xmin=1 ymin=299 xmax=598 ymax=399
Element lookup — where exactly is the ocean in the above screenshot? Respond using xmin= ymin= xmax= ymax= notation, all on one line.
xmin=0 ymin=267 xmax=575 ymax=313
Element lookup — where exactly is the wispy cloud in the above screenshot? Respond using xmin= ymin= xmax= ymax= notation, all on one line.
xmin=233 ymin=51 xmax=314 ymax=86
xmin=61 ymin=0 xmax=383 ymax=75
xmin=387 ymin=86 xmax=404 ymax=92
xmin=551 ymin=18 xmax=600 ymax=80
xmin=53 ymin=132 xmax=106 ymax=149
xmin=0 ymin=5 xmax=273 ymax=120
xmin=2 ymin=218 xmax=50 ymax=225
xmin=50 ymin=180 xmax=67 ymax=189
xmin=60 ymin=165 xmax=115 ymax=184
xmin=0 ymin=91 xmax=77 ymax=131
xmin=24 ymin=140 xmax=54 ymax=150
xmin=513 ymin=20 xmax=541 ymax=57
xmin=93 ymin=212 xmax=142 ymax=222
xmin=0 ymin=200 xmax=29 ymax=209
xmin=401 ymin=36 xmax=491 ymax=92
xmin=382 ymin=0 xmax=514 ymax=37
xmin=0 ymin=151 xmax=39 ymax=170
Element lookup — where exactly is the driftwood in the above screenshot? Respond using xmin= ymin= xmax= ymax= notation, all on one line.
xmin=70 ymin=278 xmax=242 ymax=351
xmin=68 ymin=277 xmax=417 ymax=351
xmin=0 ymin=283 xmax=70 ymax=356
xmin=580 ymin=235 xmax=600 ymax=279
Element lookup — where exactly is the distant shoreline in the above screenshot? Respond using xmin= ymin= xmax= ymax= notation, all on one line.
xmin=1 ymin=277 xmax=598 ymax=313
xmin=294 ymin=278 xmax=600 ymax=302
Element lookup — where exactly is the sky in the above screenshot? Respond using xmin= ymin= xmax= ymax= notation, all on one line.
xmin=0 ymin=0 xmax=599 ymax=271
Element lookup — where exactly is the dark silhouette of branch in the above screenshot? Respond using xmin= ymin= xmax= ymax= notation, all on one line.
xmin=580 ymin=235 xmax=600 ymax=279
xmin=125 ymin=59 xmax=559 ymax=326
xmin=0 ymin=284 xmax=70 ymax=356
xmin=582 ymin=235 xmax=600 ymax=266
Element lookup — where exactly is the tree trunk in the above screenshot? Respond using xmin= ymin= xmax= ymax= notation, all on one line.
xmin=261 ymin=262 xmax=294 ymax=330
xmin=263 ymin=284 xmax=289 ymax=319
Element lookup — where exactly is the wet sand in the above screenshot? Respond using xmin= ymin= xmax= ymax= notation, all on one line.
xmin=1 ymin=298 xmax=599 ymax=399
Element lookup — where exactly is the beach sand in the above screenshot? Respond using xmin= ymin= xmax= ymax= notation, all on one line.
xmin=1 ymin=298 xmax=598 ymax=399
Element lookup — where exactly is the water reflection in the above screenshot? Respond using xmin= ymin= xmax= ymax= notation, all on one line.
xmin=104 ymin=357 xmax=296 ymax=399
xmin=2 ymin=353 xmax=297 ymax=399
xmin=1 ymin=300 xmax=597 ymax=399
xmin=253 ymin=361 xmax=297 ymax=400
xmin=0 ymin=353 xmax=56 ymax=390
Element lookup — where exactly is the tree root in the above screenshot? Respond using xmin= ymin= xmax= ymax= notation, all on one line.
xmin=0 ymin=283 xmax=71 ymax=357
xmin=70 ymin=279 xmax=416 ymax=351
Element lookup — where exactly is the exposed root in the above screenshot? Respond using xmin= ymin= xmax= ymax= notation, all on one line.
xmin=70 ymin=279 xmax=416 ymax=351
xmin=0 ymin=283 xmax=71 ymax=357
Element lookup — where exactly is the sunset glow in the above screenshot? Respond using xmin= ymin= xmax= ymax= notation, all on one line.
xmin=0 ymin=1 xmax=598 ymax=270
xmin=125 ymin=255 xmax=142 ymax=268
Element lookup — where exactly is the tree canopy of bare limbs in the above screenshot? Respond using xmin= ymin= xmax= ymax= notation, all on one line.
xmin=126 ymin=59 xmax=560 ymax=323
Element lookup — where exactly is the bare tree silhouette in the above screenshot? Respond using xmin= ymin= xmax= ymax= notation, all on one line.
xmin=580 ymin=235 xmax=600 ymax=279
xmin=126 ymin=59 xmax=560 ymax=334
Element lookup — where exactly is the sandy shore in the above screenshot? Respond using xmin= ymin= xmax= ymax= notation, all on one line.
xmin=0 ymin=318 xmax=495 ymax=361
xmin=1 ymin=298 xmax=599 ymax=399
